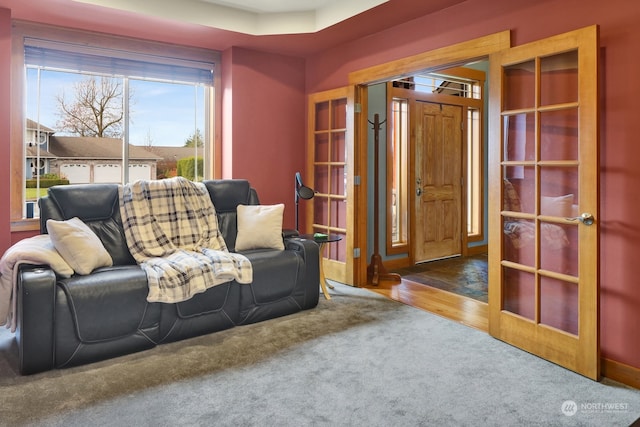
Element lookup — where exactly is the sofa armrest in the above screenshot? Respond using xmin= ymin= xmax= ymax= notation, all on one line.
xmin=284 ymin=237 xmax=318 ymax=263
xmin=282 ymin=228 xmax=299 ymax=238
xmin=285 ymin=237 xmax=320 ymax=309
xmin=16 ymin=265 xmax=56 ymax=375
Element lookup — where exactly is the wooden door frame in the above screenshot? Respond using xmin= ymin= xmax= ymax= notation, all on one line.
xmin=348 ymin=31 xmax=511 ymax=286
xmin=391 ymin=82 xmax=484 ymax=264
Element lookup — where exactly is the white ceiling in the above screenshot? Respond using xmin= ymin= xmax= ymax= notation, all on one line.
xmin=204 ymin=0 xmax=346 ymax=14
xmin=71 ymin=0 xmax=389 ymax=35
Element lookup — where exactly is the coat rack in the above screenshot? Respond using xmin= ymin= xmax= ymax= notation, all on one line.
xmin=367 ymin=113 xmax=401 ymax=286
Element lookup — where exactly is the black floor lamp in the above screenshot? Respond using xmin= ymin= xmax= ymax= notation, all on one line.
xmin=295 ymin=172 xmax=315 ymax=231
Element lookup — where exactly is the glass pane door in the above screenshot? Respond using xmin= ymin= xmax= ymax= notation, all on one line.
xmin=308 ymin=88 xmax=353 ymax=284
xmin=501 ymin=51 xmax=580 ymax=334
xmin=489 ymin=26 xmax=599 ymax=380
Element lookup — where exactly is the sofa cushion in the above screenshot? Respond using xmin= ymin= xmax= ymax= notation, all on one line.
xmin=204 ymin=179 xmax=253 ymax=212
xmin=57 ymin=265 xmax=150 ymax=342
xmin=202 ymin=180 xmax=259 ymax=250
xmin=235 ymin=204 xmax=285 ymax=251
xmin=47 ymin=217 xmax=113 ymax=275
xmin=174 ymin=282 xmax=235 ymax=318
xmin=242 ymin=249 xmax=302 ymax=303
xmin=42 ymin=184 xmax=137 ymax=266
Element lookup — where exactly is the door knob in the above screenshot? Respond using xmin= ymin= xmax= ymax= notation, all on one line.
xmin=567 ymin=212 xmax=595 ymax=226
xmin=416 ymin=187 xmax=423 ymax=197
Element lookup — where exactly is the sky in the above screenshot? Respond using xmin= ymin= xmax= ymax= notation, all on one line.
xmin=26 ymin=69 xmax=206 ymax=147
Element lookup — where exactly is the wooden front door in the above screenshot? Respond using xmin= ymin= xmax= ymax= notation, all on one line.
xmin=488 ymin=26 xmax=600 ymax=379
xmin=415 ymin=101 xmax=463 ymax=263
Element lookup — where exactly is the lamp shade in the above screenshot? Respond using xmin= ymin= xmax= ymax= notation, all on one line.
xmin=295 ymin=172 xmax=315 ymax=200
xmin=295 ymin=172 xmax=315 ymax=231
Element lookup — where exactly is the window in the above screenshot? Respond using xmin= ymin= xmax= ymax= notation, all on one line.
xmin=387 ymin=97 xmax=409 ymax=252
xmin=467 ymin=107 xmax=482 ymax=238
xmin=11 ymin=23 xmax=219 ymax=226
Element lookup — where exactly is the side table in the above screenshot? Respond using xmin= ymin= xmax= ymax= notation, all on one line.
xmin=298 ymin=233 xmax=342 ymax=300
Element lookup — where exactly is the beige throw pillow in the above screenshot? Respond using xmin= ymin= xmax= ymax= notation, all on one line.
xmin=1 ymin=234 xmax=74 ymax=278
xmin=541 ymin=194 xmax=574 ymax=217
xmin=235 ymin=204 xmax=285 ymax=251
xmin=47 ymin=217 xmax=113 ymax=275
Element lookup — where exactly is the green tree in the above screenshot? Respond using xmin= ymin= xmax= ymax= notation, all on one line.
xmin=184 ymin=129 xmax=204 ymax=147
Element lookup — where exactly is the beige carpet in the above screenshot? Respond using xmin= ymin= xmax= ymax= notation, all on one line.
xmin=0 ymin=283 xmax=638 ymax=426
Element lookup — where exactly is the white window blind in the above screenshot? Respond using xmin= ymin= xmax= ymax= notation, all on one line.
xmin=24 ymin=38 xmax=214 ymax=85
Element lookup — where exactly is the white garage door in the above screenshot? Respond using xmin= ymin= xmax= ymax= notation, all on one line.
xmin=129 ymin=164 xmax=152 ymax=182
xmin=94 ymin=163 xmax=122 ymax=183
xmin=61 ymin=164 xmax=90 ymax=184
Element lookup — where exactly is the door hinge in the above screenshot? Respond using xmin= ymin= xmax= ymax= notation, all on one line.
xmin=354 ymin=103 xmax=362 ymax=113
xmin=354 ymin=175 xmax=361 ymax=185
xmin=353 ymin=248 xmax=360 ymax=258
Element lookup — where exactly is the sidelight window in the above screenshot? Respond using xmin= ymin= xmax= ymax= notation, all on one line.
xmin=388 ymin=98 xmax=409 ymax=252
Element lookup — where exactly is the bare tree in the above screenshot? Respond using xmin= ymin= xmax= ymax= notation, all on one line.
xmin=143 ymin=128 xmax=155 ymax=150
xmin=55 ymin=76 xmax=124 ymax=137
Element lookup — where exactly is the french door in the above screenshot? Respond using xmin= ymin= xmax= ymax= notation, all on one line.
xmin=307 ymin=87 xmax=355 ymax=285
xmin=488 ymin=26 xmax=600 ymax=379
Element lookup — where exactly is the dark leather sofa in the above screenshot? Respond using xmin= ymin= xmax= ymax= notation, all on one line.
xmin=16 ymin=179 xmax=319 ymax=375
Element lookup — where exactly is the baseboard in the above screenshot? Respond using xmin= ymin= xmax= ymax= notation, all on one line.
xmin=382 ymin=257 xmax=410 ymax=270
xmin=466 ymin=244 xmax=488 ymax=255
xmin=602 ymin=357 xmax=640 ymax=389
xmin=382 ymin=245 xmax=489 ymax=270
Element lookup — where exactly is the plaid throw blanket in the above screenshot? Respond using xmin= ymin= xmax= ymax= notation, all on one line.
xmin=120 ymin=177 xmax=252 ymax=303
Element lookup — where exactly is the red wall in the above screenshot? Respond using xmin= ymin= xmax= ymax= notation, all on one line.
xmin=2 ymin=0 xmax=640 ymax=370
xmin=304 ymin=0 xmax=640 ymax=368
xmin=221 ymin=47 xmax=307 ymax=229
xmin=0 ymin=9 xmax=11 ymax=250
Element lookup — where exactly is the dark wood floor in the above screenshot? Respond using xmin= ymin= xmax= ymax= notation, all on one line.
xmin=364 ymin=256 xmax=489 ymax=332
xmin=392 ymin=254 xmax=488 ymax=303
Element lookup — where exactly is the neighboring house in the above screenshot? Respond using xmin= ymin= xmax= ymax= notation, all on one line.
xmin=25 ymin=120 xmax=162 ymax=184
xmin=48 ymin=136 xmax=160 ymax=184
xmin=24 ymin=118 xmax=55 ymax=178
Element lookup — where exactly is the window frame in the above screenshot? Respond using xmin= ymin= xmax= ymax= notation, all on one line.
xmin=10 ymin=21 xmax=221 ymax=231
xmin=386 ymin=95 xmax=410 ymax=255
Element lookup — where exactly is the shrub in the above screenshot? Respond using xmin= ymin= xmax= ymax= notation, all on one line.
xmin=176 ymin=156 xmax=204 ymax=181
xmin=26 ymin=177 xmax=70 ymax=188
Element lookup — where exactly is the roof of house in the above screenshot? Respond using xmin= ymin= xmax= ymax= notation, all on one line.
xmin=25 ymin=119 xmax=55 ymax=134
xmin=145 ymin=146 xmax=204 ymax=161
xmin=25 ymin=145 xmax=56 ymax=159
xmin=49 ymin=136 xmax=162 ymax=160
